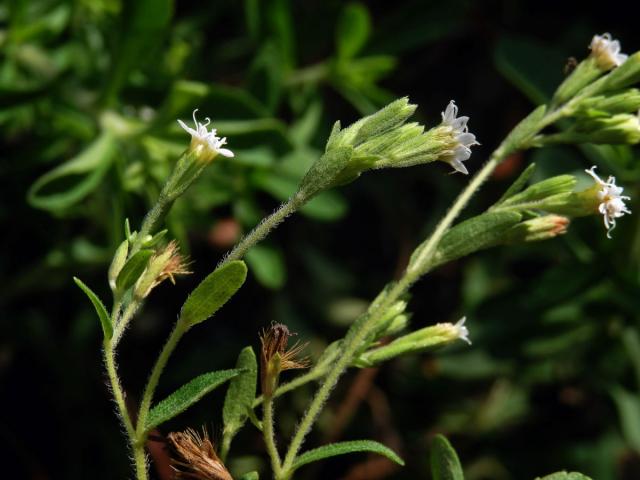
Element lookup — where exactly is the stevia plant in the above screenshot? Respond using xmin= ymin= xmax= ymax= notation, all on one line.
xmin=74 ymin=32 xmax=637 ymax=480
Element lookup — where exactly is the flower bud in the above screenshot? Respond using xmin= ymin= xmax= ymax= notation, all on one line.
xmin=133 ymin=241 xmax=191 ymax=299
xmin=553 ymin=33 xmax=627 ymax=105
xmin=355 ymin=317 xmax=470 ymax=367
xmin=601 ymin=51 xmax=640 ymax=91
xmin=541 ymin=112 xmax=640 ymax=145
xmin=108 ymin=239 xmax=129 ymax=291
xmin=501 ymin=215 xmax=570 ymax=244
xmin=574 ymin=89 xmax=640 ymax=116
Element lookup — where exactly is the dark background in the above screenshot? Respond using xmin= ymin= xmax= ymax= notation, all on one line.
xmin=2 ymin=0 xmax=640 ymax=479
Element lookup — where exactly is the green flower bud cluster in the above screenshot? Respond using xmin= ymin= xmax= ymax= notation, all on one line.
xmin=543 ymin=35 xmax=640 ymax=147
xmin=296 ymin=97 xmax=478 ymax=200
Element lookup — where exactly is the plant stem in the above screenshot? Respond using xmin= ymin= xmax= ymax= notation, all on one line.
xmin=112 ymin=299 xmax=141 ymax=346
xmin=280 ymin=143 xmax=516 ymax=476
xmin=252 ymin=368 xmax=327 ymax=409
xmin=131 ymin=193 xmax=173 ymax=256
xmin=133 ymin=444 xmax=149 ymax=480
xmin=221 ymin=194 xmax=304 ymax=266
xmin=263 ymin=396 xmax=283 ymax=478
xmin=135 ymin=322 xmax=187 ymax=438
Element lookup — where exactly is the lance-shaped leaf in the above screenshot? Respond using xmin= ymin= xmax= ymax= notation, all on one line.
xmin=494 ymin=163 xmax=537 ymax=206
xmin=430 ymin=434 xmax=464 ymax=480
xmin=179 ymin=261 xmax=247 ymax=328
xmin=73 ymin=277 xmax=112 ymax=339
xmin=115 ymin=249 xmax=153 ymax=292
xmin=292 ymin=440 xmax=404 ymax=472
xmin=410 ymin=212 xmax=522 ymax=272
xmin=223 ymin=347 xmax=258 ymax=437
xmin=145 ymin=369 xmax=241 ymax=431
xmin=535 ymin=473 xmax=593 ymax=480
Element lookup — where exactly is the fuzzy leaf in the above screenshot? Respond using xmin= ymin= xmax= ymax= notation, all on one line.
xmin=535 ymin=473 xmax=593 ymax=480
xmin=179 ymin=261 xmax=247 ymax=328
xmin=223 ymin=347 xmax=258 ymax=437
xmin=73 ymin=277 xmax=113 ymax=339
xmin=411 ymin=212 xmax=522 ymax=271
xmin=292 ymin=440 xmax=404 ymax=471
xmin=501 ymin=105 xmax=547 ymax=154
xmin=494 ymin=163 xmax=537 ymax=205
xmin=431 ymin=434 xmax=464 ymax=480
xmin=145 ymin=369 xmax=241 ymax=431
xmin=115 ymin=249 xmax=153 ymax=292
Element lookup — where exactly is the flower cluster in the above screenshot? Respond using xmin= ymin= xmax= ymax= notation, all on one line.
xmin=178 ymin=109 xmax=234 ymax=163
xmin=585 ymin=166 xmax=631 ymax=238
xmin=590 ymin=33 xmax=628 ymax=70
xmin=439 ymin=100 xmax=479 ymax=174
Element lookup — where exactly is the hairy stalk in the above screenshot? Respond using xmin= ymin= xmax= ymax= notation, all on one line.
xmin=252 ymin=368 xmax=328 ymax=409
xmin=112 ymin=299 xmax=142 ymax=346
xmin=104 ymin=342 xmax=147 ymax=478
xmin=280 ymin=132 xmax=534 ymax=476
xmin=130 ymin=193 xmax=173 ymax=256
xmin=263 ymin=396 xmax=283 ymax=477
xmin=220 ymin=194 xmax=304 ymax=266
xmin=135 ymin=322 xmax=188 ymax=438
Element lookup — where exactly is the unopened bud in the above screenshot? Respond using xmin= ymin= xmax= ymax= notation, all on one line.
xmin=133 ymin=241 xmax=191 ymax=299
xmin=575 ymin=89 xmax=640 ymax=115
xmin=502 ymin=215 xmax=570 ymax=244
xmin=108 ymin=239 xmax=129 ymax=291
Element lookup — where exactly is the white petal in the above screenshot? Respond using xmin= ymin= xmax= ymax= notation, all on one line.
xmin=217 ymin=148 xmax=234 ymax=158
xmin=450 ymin=159 xmax=469 ymax=175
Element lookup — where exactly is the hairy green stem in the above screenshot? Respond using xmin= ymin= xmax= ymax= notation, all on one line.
xmin=112 ymin=299 xmax=142 ymax=346
xmin=221 ymin=194 xmax=304 ymax=266
xmin=280 ymin=141 xmax=519 ymax=476
xmin=135 ymin=322 xmax=188 ymax=438
xmin=263 ymin=396 xmax=283 ymax=477
xmin=252 ymin=368 xmax=327 ymax=409
xmin=130 ymin=193 xmax=173 ymax=256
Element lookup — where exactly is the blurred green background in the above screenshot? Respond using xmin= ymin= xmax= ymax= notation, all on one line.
xmin=2 ymin=0 xmax=640 ymax=479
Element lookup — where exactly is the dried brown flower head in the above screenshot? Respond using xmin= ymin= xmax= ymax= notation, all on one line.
xmin=260 ymin=323 xmax=309 ymax=396
xmin=134 ymin=240 xmax=192 ymax=299
xmin=167 ymin=428 xmax=233 ymax=480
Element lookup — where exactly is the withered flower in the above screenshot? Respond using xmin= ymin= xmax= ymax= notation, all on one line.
xmin=167 ymin=428 xmax=233 ymax=480
xmin=134 ymin=240 xmax=191 ymax=299
xmin=260 ymin=323 xmax=309 ymax=397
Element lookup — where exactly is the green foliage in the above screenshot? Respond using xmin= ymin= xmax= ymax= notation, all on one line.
xmin=115 ymin=249 xmax=153 ymax=293
xmin=245 ymin=245 xmax=286 ymax=290
xmin=430 ymin=434 xmax=464 ymax=480
xmin=73 ymin=277 xmax=113 ymax=339
xmin=223 ymin=347 xmax=258 ymax=437
xmin=179 ymin=261 xmax=248 ymax=328
xmin=145 ymin=369 xmax=241 ymax=431
xmin=535 ymin=473 xmax=593 ymax=480
xmin=291 ymin=440 xmax=404 ymax=471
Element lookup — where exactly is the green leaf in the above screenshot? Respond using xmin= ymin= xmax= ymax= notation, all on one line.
xmin=301 ymin=190 xmax=348 ymax=221
xmin=245 ymin=245 xmax=286 ymax=290
xmin=411 ymin=212 xmax=522 ymax=271
xmin=239 ymin=472 xmax=259 ymax=480
xmin=495 ymin=163 xmax=537 ymax=205
xmin=610 ymin=385 xmax=640 ymax=451
xmin=501 ymin=105 xmax=547 ymax=154
xmin=145 ymin=369 xmax=241 ymax=431
xmin=115 ymin=249 xmax=153 ymax=292
xmin=73 ymin=277 xmax=112 ymax=339
xmin=292 ymin=440 xmax=404 ymax=472
xmin=431 ymin=434 xmax=464 ymax=480
xmin=179 ymin=261 xmax=248 ymax=328
xmin=336 ymin=3 xmax=371 ymax=59
xmin=27 ymin=132 xmax=118 ymax=211
xmin=103 ymin=0 xmax=173 ymax=104
xmin=223 ymin=347 xmax=258 ymax=437
xmin=535 ymin=472 xmax=593 ymax=480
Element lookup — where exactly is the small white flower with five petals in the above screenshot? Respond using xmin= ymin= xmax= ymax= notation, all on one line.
xmin=454 ymin=317 xmax=471 ymax=345
xmin=589 ymin=33 xmax=628 ymax=70
xmin=440 ymin=100 xmax=479 ymax=175
xmin=178 ymin=109 xmax=234 ymax=162
xmin=585 ymin=166 xmax=631 ymax=238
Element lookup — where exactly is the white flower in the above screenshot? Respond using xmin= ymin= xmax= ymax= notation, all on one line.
xmin=585 ymin=166 xmax=631 ymax=238
xmin=440 ymin=100 xmax=479 ymax=175
xmin=590 ymin=33 xmax=628 ymax=70
xmin=177 ymin=109 xmax=234 ymax=161
xmin=454 ymin=316 xmax=471 ymax=345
